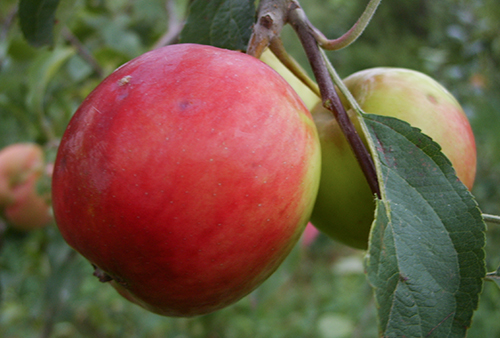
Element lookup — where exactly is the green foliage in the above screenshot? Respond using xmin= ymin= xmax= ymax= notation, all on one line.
xmin=180 ymin=0 xmax=255 ymax=51
xmin=1 ymin=0 xmax=500 ymax=337
xmin=18 ymin=0 xmax=61 ymax=47
xmin=1 ymin=228 xmax=376 ymax=337
xmin=363 ymin=114 xmax=486 ymax=336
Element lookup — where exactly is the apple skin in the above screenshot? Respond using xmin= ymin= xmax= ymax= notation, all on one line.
xmin=51 ymin=44 xmax=321 ymax=317
xmin=311 ymin=67 xmax=477 ymax=250
xmin=342 ymin=67 xmax=476 ymax=189
xmin=0 ymin=143 xmax=53 ymax=231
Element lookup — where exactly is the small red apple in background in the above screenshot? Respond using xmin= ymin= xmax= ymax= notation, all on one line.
xmin=51 ymin=43 xmax=321 ymax=317
xmin=311 ymin=67 xmax=476 ymax=249
xmin=301 ymin=222 xmax=320 ymax=248
xmin=0 ymin=143 xmax=53 ymax=231
xmin=0 ymin=143 xmax=43 ymax=206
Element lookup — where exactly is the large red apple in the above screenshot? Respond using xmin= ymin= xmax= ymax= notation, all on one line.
xmin=0 ymin=143 xmax=53 ymax=230
xmin=51 ymin=44 xmax=321 ymax=317
xmin=311 ymin=67 xmax=476 ymax=249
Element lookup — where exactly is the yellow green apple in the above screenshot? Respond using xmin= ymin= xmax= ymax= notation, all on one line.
xmin=311 ymin=67 xmax=477 ymax=249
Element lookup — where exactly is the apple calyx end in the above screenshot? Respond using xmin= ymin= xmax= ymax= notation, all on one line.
xmin=92 ymin=264 xmax=114 ymax=283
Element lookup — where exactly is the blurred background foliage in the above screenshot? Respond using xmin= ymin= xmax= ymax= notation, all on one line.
xmin=1 ymin=0 xmax=499 ymax=337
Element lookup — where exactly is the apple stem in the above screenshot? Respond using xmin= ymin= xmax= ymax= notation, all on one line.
xmin=288 ymin=3 xmax=380 ymax=198
xmin=268 ymin=38 xmax=321 ymax=97
xmin=319 ymin=47 xmax=365 ymax=115
xmin=246 ymin=1 xmax=321 ymax=101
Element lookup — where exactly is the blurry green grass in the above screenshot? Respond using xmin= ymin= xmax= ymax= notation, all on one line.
xmin=1 ymin=223 xmax=499 ymax=338
xmin=0 ymin=224 xmax=378 ymax=338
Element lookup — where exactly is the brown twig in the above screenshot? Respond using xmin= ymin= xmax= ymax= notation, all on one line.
xmin=153 ymin=0 xmax=184 ymax=49
xmin=246 ymin=0 xmax=291 ymax=58
xmin=247 ymin=0 xmax=320 ymax=98
xmin=288 ymin=2 xmax=380 ymax=198
xmin=62 ymin=27 xmax=104 ymax=78
xmin=0 ymin=6 xmax=18 ymax=69
xmin=248 ymin=0 xmax=380 ymax=197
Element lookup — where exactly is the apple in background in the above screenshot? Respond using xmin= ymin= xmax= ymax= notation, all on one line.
xmin=51 ymin=43 xmax=321 ymax=317
xmin=0 ymin=143 xmax=53 ymax=231
xmin=0 ymin=143 xmax=43 ymax=206
xmin=301 ymin=222 xmax=320 ymax=248
xmin=311 ymin=67 xmax=477 ymax=250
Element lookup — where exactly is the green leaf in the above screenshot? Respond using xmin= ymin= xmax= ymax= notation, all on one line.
xmin=180 ymin=0 xmax=255 ymax=51
xmin=26 ymin=46 xmax=75 ymax=114
xmin=363 ymin=114 xmax=486 ymax=338
xmin=18 ymin=0 xmax=61 ymax=47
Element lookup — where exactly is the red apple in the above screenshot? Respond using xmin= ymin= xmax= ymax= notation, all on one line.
xmin=0 ymin=143 xmax=53 ymax=231
xmin=0 ymin=143 xmax=43 ymax=206
xmin=311 ymin=67 xmax=476 ymax=249
xmin=51 ymin=44 xmax=321 ymax=317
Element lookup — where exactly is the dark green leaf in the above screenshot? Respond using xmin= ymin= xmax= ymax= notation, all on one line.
xmin=364 ymin=114 xmax=486 ymax=338
xmin=19 ymin=0 xmax=61 ymax=47
xmin=180 ymin=0 xmax=255 ymax=51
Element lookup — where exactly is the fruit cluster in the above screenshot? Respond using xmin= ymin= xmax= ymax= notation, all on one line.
xmin=50 ymin=44 xmax=476 ymax=317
